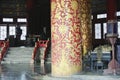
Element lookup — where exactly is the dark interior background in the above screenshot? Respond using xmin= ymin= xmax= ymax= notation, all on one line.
xmin=0 ymin=0 xmax=120 ymax=48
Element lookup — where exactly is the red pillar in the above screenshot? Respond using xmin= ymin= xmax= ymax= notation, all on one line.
xmin=107 ymin=0 xmax=117 ymax=20
xmin=26 ymin=0 xmax=35 ymax=34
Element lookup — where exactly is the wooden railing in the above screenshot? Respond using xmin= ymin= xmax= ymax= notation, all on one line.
xmin=0 ymin=40 xmax=9 ymax=63
xmin=32 ymin=39 xmax=49 ymax=63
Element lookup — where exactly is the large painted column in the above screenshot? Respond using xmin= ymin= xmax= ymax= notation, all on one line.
xmin=79 ymin=0 xmax=92 ymax=56
xmin=51 ymin=0 xmax=82 ymax=77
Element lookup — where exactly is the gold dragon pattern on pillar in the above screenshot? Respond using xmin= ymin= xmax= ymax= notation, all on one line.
xmin=51 ymin=0 xmax=82 ymax=77
xmin=79 ymin=0 xmax=92 ymax=56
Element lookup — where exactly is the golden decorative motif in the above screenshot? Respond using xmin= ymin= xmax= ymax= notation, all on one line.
xmin=79 ymin=0 xmax=92 ymax=56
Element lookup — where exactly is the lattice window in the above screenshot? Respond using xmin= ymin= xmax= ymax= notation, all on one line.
xmin=17 ymin=18 xmax=27 ymax=22
xmin=95 ymin=23 xmax=101 ymax=39
xmin=97 ymin=14 xmax=107 ymax=19
xmin=0 ymin=26 xmax=7 ymax=40
xmin=103 ymin=23 xmax=107 ymax=38
xmin=20 ymin=25 xmax=27 ymax=40
xmin=117 ymin=11 xmax=120 ymax=16
xmin=3 ymin=18 xmax=13 ymax=22
xmin=118 ymin=21 xmax=120 ymax=38
xmin=9 ymin=25 xmax=16 ymax=36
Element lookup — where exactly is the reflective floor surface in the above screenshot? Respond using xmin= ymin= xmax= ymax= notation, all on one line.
xmin=0 ymin=63 xmax=51 ymax=80
xmin=0 ymin=63 xmax=120 ymax=80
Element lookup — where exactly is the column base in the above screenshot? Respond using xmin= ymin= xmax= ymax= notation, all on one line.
xmin=52 ymin=64 xmax=82 ymax=77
